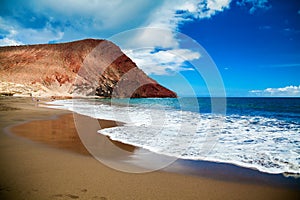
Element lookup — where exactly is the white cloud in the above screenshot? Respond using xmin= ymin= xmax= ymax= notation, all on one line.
xmin=16 ymin=27 xmax=64 ymax=45
xmin=120 ymin=0 xmax=232 ymax=50
xmin=37 ymin=0 xmax=159 ymax=32
xmin=0 ymin=16 xmax=63 ymax=46
xmin=113 ymin=0 xmax=232 ymax=74
xmin=250 ymin=85 xmax=300 ymax=97
xmin=0 ymin=17 xmax=22 ymax=46
xmin=0 ymin=25 xmax=64 ymax=46
xmin=0 ymin=38 xmax=23 ymax=46
xmin=0 ymin=0 xmax=162 ymax=44
xmin=237 ymin=0 xmax=271 ymax=14
xmin=124 ymin=48 xmax=200 ymax=75
xmin=197 ymin=0 xmax=232 ymax=18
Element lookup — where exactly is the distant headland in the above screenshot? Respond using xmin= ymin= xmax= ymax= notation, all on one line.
xmin=0 ymin=39 xmax=176 ymax=98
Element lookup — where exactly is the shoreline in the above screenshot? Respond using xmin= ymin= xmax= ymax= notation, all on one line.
xmin=0 ymin=97 xmax=299 ymax=199
xmin=9 ymin=112 xmax=300 ymax=189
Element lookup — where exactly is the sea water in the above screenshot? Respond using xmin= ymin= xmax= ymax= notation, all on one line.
xmin=47 ymin=97 xmax=300 ymax=177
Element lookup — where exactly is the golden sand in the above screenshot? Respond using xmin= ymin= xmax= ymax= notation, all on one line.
xmin=0 ymin=97 xmax=299 ymax=200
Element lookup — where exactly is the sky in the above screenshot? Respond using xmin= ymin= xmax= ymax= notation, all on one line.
xmin=0 ymin=0 xmax=299 ymax=97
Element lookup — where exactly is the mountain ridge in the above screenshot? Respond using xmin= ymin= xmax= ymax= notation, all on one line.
xmin=0 ymin=39 xmax=176 ymax=98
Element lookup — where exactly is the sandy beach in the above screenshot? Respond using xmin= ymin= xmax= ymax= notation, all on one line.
xmin=0 ymin=97 xmax=299 ymax=200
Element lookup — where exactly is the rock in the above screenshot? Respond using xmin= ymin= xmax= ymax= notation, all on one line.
xmin=0 ymin=39 xmax=176 ymax=98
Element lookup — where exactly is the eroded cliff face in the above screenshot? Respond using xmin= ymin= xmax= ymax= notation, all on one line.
xmin=0 ymin=39 xmax=176 ymax=98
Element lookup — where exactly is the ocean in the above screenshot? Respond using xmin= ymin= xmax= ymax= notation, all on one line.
xmin=47 ymin=97 xmax=300 ymax=177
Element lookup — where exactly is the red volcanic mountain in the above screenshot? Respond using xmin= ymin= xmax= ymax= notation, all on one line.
xmin=0 ymin=39 xmax=176 ymax=98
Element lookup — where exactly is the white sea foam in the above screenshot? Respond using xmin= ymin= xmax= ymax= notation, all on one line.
xmin=47 ymin=99 xmax=300 ymax=176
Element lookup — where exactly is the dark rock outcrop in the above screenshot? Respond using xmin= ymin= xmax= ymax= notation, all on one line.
xmin=0 ymin=39 xmax=176 ymax=98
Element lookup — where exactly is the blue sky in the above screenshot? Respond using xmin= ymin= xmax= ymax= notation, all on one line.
xmin=0 ymin=0 xmax=299 ymax=97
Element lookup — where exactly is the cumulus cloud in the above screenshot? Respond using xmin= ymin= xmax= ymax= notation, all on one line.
xmin=197 ymin=0 xmax=232 ymax=18
xmin=137 ymin=0 xmax=232 ymax=45
xmin=236 ymin=0 xmax=271 ymax=14
xmin=124 ymin=48 xmax=200 ymax=75
xmin=0 ymin=0 xmax=233 ymax=44
xmin=0 ymin=17 xmax=22 ymax=46
xmin=249 ymin=85 xmax=300 ymax=97
xmin=0 ymin=0 xmax=164 ymax=44
xmin=113 ymin=0 xmax=232 ymax=74
xmin=0 ymin=38 xmax=23 ymax=46
xmin=0 ymin=22 xmax=63 ymax=46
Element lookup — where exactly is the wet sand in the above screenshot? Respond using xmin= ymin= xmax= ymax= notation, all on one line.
xmin=11 ymin=114 xmax=124 ymax=155
xmin=0 ymin=97 xmax=299 ymax=199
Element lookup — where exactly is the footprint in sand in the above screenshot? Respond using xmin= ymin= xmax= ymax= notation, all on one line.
xmin=66 ymin=194 xmax=80 ymax=199
xmin=52 ymin=194 xmax=79 ymax=199
xmin=81 ymin=189 xmax=87 ymax=193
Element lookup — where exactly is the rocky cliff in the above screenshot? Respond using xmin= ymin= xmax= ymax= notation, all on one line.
xmin=0 ymin=39 xmax=176 ymax=98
